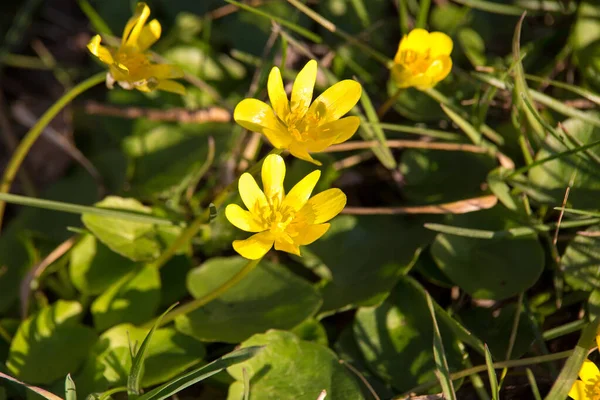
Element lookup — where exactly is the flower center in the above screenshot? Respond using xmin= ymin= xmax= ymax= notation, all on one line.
xmin=399 ymin=49 xmax=435 ymax=74
xmin=258 ymin=196 xmax=295 ymax=234
xmin=114 ymin=48 xmax=152 ymax=79
xmin=585 ymin=377 xmax=600 ymax=400
xmin=284 ymin=103 xmax=321 ymax=142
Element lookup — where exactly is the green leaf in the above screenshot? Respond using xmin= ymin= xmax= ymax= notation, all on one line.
xmin=430 ymin=206 xmax=545 ymax=300
xmin=0 ymin=372 xmax=63 ymax=400
xmin=573 ymin=0 xmax=600 ymax=90
xmin=308 ymin=215 xmax=435 ymax=313
xmin=528 ymin=115 xmax=600 ymax=209
xmin=7 ymin=301 xmax=98 ymax=384
xmin=290 ymin=319 xmax=329 ymax=347
xmin=175 ymin=257 xmax=322 ymax=343
xmin=91 ymin=265 xmax=161 ymax=331
xmin=458 ymin=27 xmax=487 ymax=67
xmin=75 ymin=324 xmax=205 ymax=395
xmin=69 ymin=234 xmax=137 ymax=295
xmin=562 ymin=225 xmax=600 ymax=291
xmin=82 ymin=196 xmax=183 ymax=262
xmin=227 ymin=330 xmax=364 ymax=400
xmin=353 ymin=277 xmax=464 ymax=392
xmin=139 ymin=346 xmax=261 ymax=400
xmin=544 ymin=317 xmax=600 ymax=399
xmin=128 ymin=304 xmax=178 ymax=397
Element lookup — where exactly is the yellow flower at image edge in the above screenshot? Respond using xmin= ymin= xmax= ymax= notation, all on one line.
xmin=234 ymin=60 xmax=362 ymax=165
xmin=87 ymin=2 xmax=185 ymax=94
xmin=225 ymin=154 xmax=346 ymax=260
xmin=391 ymin=28 xmax=453 ymax=90
xmin=570 ymin=358 xmax=600 ymax=400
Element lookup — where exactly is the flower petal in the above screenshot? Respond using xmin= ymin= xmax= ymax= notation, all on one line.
xmin=233 ymin=231 xmax=274 ymax=260
xmin=283 ymin=170 xmax=321 ymax=212
xmin=268 ymin=66 xmax=290 ymax=120
xmin=290 ymin=60 xmax=317 ymax=117
xmin=308 ymin=116 xmax=360 ymax=152
xmin=308 ymin=80 xmax=362 ymax=123
xmin=225 ymin=204 xmax=264 ymax=232
xmin=296 ymin=223 xmax=330 ymax=245
xmin=262 ymin=154 xmax=286 ymax=201
xmin=274 ymin=236 xmax=301 ymax=256
xmin=137 ymin=19 xmax=162 ymax=51
xmin=125 ymin=2 xmax=152 ymax=47
xmin=147 ymin=64 xmax=185 ymax=79
xmin=568 ymin=380 xmax=585 ymax=400
xmin=397 ymin=28 xmax=430 ymax=55
xmin=429 ymin=32 xmax=453 ymax=57
xmin=580 ymin=359 xmax=600 ymax=382
xmin=297 ymin=188 xmax=346 ymax=224
xmin=238 ymin=173 xmax=268 ymax=213
xmin=289 ymin=142 xmax=321 ymax=165
xmin=87 ymin=35 xmax=114 ymax=65
xmin=234 ymin=99 xmax=291 ymax=148
xmin=156 ymin=79 xmax=186 ymax=95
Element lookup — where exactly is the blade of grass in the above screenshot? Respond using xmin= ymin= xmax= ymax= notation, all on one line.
xmin=526 ymin=368 xmax=543 ymax=400
xmin=556 ymin=208 xmax=600 ymax=218
xmin=543 ymin=319 xmax=587 ymax=341
xmin=349 ymin=0 xmax=370 ymax=28
xmin=484 ymin=345 xmax=499 ymax=400
xmin=397 ymin=0 xmax=409 ymax=34
xmin=0 ymin=192 xmax=175 ymax=225
xmin=243 ymin=368 xmax=250 ymax=400
xmin=544 ymin=317 xmax=600 ymax=399
xmin=0 ymin=372 xmax=63 ymax=400
xmin=224 ymin=0 xmax=322 ymax=43
xmin=426 ymin=292 xmax=457 ymax=400
xmin=416 ymin=0 xmax=431 ymax=29
xmin=65 ymin=375 xmax=76 ymax=400
xmin=128 ymin=303 xmax=178 ymax=398
xmin=365 ymin=122 xmax=463 ymax=140
xmin=357 ymin=89 xmax=396 ymax=169
xmin=525 ymin=74 xmax=600 ymax=106
xmin=137 ymin=346 xmax=263 ymax=400
xmin=451 ymin=0 xmax=573 ymax=15
xmin=76 ymin=0 xmax=113 ymax=35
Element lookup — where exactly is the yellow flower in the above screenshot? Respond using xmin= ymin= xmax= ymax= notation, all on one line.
xmin=87 ymin=2 xmax=185 ymax=95
xmin=569 ymin=358 xmax=600 ymax=399
xmin=234 ymin=60 xmax=362 ymax=165
xmin=225 ymin=154 xmax=346 ymax=260
xmin=391 ymin=28 xmax=453 ymax=90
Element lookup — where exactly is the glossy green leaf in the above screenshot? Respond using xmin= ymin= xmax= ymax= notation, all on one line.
xmin=227 ymin=330 xmax=364 ymax=399
xmin=7 ymin=301 xmax=97 ymax=384
xmin=562 ymin=225 xmax=600 ymax=291
xmin=175 ymin=257 xmax=321 ymax=343
xmin=353 ymin=277 xmax=464 ymax=392
xmin=290 ymin=319 xmax=329 ymax=347
xmin=82 ymin=196 xmax=183 ymax=262
xmin=91 ymin=265 xmax=161 ymax=331
xmin=69 ymin=234 xmax=137 ymax=295
xmin=308 ymin=215 xmax=435 ymax=313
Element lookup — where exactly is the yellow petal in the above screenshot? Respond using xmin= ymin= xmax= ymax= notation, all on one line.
xmin=156 ymin=79 xmax=186 ymax=95
xmin=289 ymin=142 xmax=322 ymax=165
xmin=233 ymin=231 xmax=274 ymax=260
xmin=308 ymin=80 xmax=362 ymax=123
xmin=234 ymin=99 xmax=291 ymax=148
xmin=580 ymin=359 xmax=600 ymax=382
xmin=298 ymin=188 xmax=346 ymax=224
xmin=290 ymin=60 xmax=317 ymax=117
xmin=391 ymin=64 xmax=415 ymax=88
xmin=274 ymin=236 xmax=301 ymax=256
xmin=282 ymin=170 xmax=321 ymax=212
xmin=148 ymin=64 xmax=185 ymax=79
xmin=238 ymin=173 xmax=268 ymax=213
xmin=268 ymin=66 xmax=290 ymax=120
xmin=137 ymin=19 xmax=162 ymax=51
xmin=429 ymin=32 xmax=453 ymax=57
xmin=397 ymin=28 xmax=430 ymax=54
xmin=225 ymin=204 xmax=264 ymax=232
xmin=261 ymin=154 xmax=286 ymax=201
xmin=125 ymin=2 xmax=152 ymax=47
xmin=87 ymin=35 xmax=114 ymax=65
xmin=568 ymin=380 xmax=586 ymax=400
xmin=296 ymin=223 xmax=330 ymax=245
xmin=308 ymin=116 xmax=360 ymax=152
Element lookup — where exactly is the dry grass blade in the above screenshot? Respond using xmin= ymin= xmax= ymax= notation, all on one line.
xmin=325 ymin=139 xmax=490 ymax=154
xmin=84 ymin=102 xmax=231 ymax=123
xmin=343 ymin=195 xmax=498 ymax=215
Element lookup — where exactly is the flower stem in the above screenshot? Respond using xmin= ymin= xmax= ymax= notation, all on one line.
xmin=0 ymin=71 xmax=106 ymax=232
xmin=147 ymin=257 xmax=262 ymax=329
xmin=376 ymin=87 xmax=403 ymax=119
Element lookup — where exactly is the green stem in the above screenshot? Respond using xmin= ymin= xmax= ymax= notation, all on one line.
xmin=0 ymin=71 xmax=105 ymax=231
xmin=148 ymin=258 xmax=262 ymax=329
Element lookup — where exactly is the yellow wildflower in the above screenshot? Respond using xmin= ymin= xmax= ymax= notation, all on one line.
xmin=569 ymin=357 xmax=600 ymax=400
xmin=234 ymin=60 xmax=362 ymax=165
xmin=391 ymin=28 xmax=453 ymax=90
xmin=87 ymin=2 xmax=185 ymax=94
xmin=225 ymin=154 xmax=346 ymax=260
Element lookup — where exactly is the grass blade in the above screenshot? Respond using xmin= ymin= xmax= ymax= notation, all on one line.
xmin=0 ymin=371 xmax=63 ymax=400
xmin=0 ymin=192 xmax=175 ymax=225
xmin=526 ymin=368 xmax=542 ymax=400
xmin=544 ymin=317 xmax=600 ymax=399
xmin=137 ymin=346 xmax=263 ymax=400
xmin=357 ymin=89 xmax=396 ymax=169
xmin=65 ymin=375 xmax=76 ymax=400
xmin=426 ymin=292 xmax=457 ymax=400
xmin=128 ymin=303 xmax=178 ymax=398
xmin=484 ymin=345 xmax=498 ymax=400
